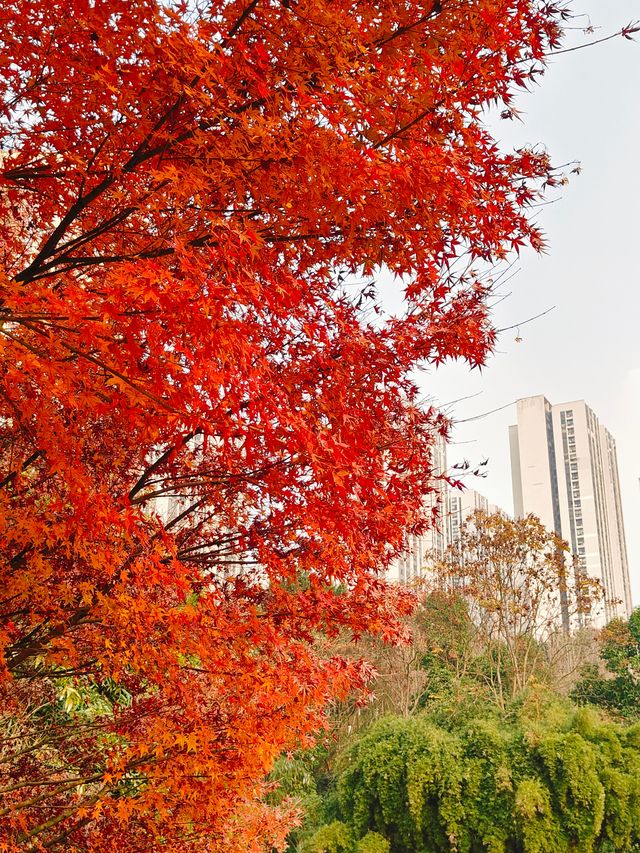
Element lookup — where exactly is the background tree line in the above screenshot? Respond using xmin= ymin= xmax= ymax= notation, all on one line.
xmin=270 ymin=512 xmax=640 ymax=853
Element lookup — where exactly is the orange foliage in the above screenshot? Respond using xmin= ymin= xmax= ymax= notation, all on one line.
xmin=0 ymin=0 xmax=566 ymax=849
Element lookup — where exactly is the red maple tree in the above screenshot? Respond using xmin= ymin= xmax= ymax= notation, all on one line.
xmin=1 ymin=0 xmax=567 ymax=849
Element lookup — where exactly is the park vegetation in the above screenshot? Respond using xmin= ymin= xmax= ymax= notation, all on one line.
xmin=273 ymin=515 xmax=640 ymax=853
xmin=573 ymin=609 xmax=640 ymax=723
xmin=1 ymin=0 xmax=636 ymax=850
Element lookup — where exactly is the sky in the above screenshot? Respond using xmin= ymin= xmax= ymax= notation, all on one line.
xmin=394 ymin=2 xmax=640 ymax=600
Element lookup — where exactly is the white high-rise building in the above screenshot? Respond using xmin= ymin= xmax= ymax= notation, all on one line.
xmin=387 ymin=434 xmax=449 ymax=584
xmin=510 ymin=395 xmax=632 ymax=622
xmin=447 ymin=488 xmax=501 ymax=547
xmin=387 ymin=432 xmax=505 ymax=584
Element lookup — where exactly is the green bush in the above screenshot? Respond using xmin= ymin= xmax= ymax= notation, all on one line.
xmin=312 ymin=696 xmax=640 ymax=852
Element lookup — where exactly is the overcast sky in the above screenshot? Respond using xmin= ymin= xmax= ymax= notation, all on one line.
xmin=409 ymin=2 xmax=640 ymax=601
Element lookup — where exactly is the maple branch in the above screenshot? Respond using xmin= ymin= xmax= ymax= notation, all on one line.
xmin=225 ymin=0 xmax=262 ymax=42
xmin=13 ymin=130 xmax=190 ymax=283
xmin=0 ymin=777 xmax=105 ymax=820
xmin=0 ymin=729 xmax=52 ymax=756
xmin=374 ymin=1 xmax=442 ymax=49
xmin=43 ymin=205 xmax=139 ymax=259
xmin=135 ymin=455 xmax=297 ymax=504
xmin=24 ymin=817 xmax=93 ymax=853
xmin=262 ymin=230 xmax=342 ymax=244
xmin=164 ymin=496 xmax=208 ymax=531
xmin=548 ymin=21 xmax=640 ymax=56
xmin=128 ymin=430 xmax=201 ymax=501
xmin=13 ymin=318 xmax=181 ymax=414
xmin=17 ymin=662 xmax=100 ymax=680
xmin=14 ymin=69 xmax=267 ymax=282
xmin=0 ymin=449 xmax=44 ymax=490
xmin=373 ymin=106 xmax=436 ymax=149
xmin=495 ymin=305 xmax=555 ymax=333
xmin=6 ymin=607 xmax=92 ymax=671
xmin=14 ymin=173 xmax=121 ymax=284
xmin=22 ymin=235 xmax=219 ymax=278
xmin=6 ymin=545 xmax=33 ymax=573
xmin=0 ymin=772 xmax=103 ymax=796
xmin=176 ymin=535 xmax=244 ymax=559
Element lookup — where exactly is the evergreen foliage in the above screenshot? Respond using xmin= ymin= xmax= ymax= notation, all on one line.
xmin=294 ymin=697 xmax=640 ymax=852
xmin=269 ymin=540 xmax=636 ymax=852
xmin=573 ymin=610 xmax=640 ymax=721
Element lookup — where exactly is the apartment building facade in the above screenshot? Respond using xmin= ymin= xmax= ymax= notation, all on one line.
xmin=447 ymin=488 xmax=500 ymax=547
xmin=510 ymin=395 xmax=632 ymax=622
xmin=388 ymin=433 xmax=449 ymax=584
xmin=387 ymin=430 xmax=502 ymax=584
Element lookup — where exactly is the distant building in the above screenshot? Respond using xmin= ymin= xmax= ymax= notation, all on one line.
xmin=387 ymin=434 xmax=448 ymax=585
xmin=509 ymin=395 xmax=632 ymax=622
xmin=447 ymin=488 xmax=500 ymax=547
xmin=387 ymin=434 xmax=504 ymax=584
